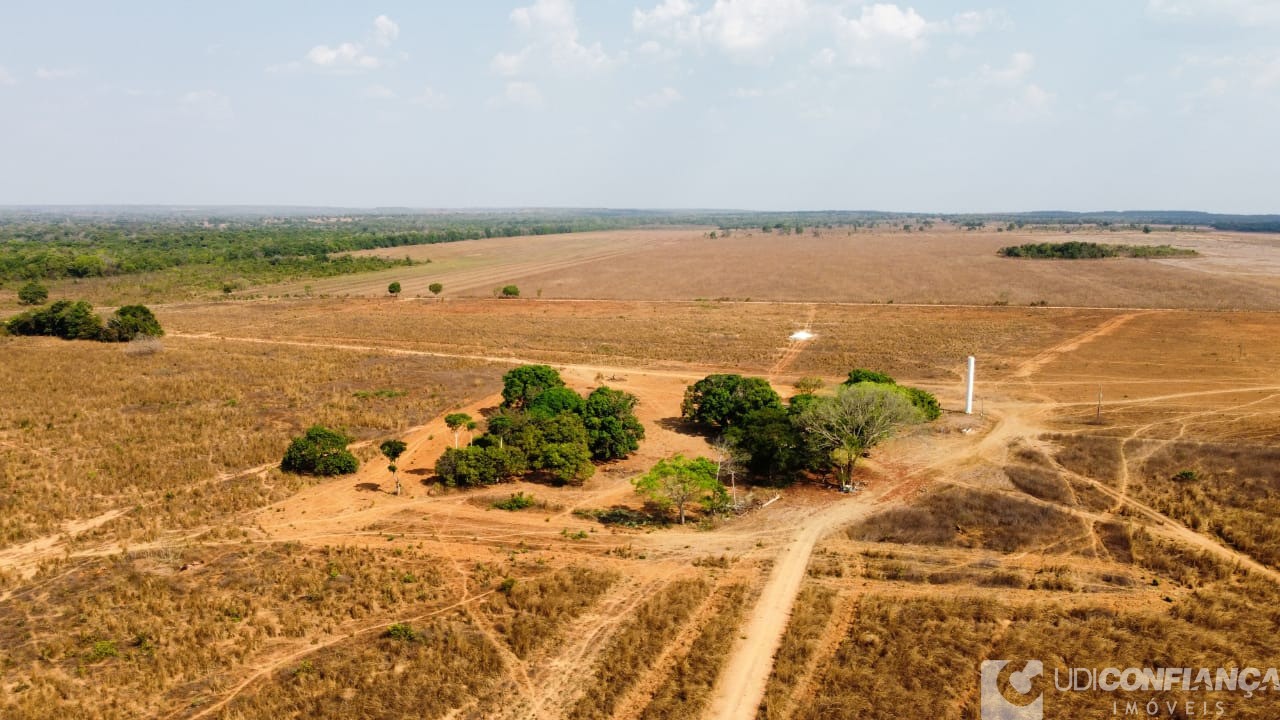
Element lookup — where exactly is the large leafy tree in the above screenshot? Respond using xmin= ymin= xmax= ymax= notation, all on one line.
xmin=681 ymin=374 xmax=782 ymax=429
xmin=501 ymin=364 xmax=565 ymax=409
xmin=632 ymin=455 xmax=724 ymax=525
xmin=281 ymin=426 xmax=359 ymax=476
xmin=796 ymin=384 xmax=921 ymax=490
xmin=582 ymin=386 xmax=644 ymax=461
xmin=527 ymin=386 xmax=586 ymax=418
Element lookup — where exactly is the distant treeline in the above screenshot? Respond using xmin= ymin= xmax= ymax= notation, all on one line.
xmin=998 ymin=241 xmax=1198 ymax=259
xmin=0 ymin=218 xmax=619 ymax=282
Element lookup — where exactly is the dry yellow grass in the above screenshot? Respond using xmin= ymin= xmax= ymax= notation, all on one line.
xmin=0 ymin=335 xmax=500 ymax=547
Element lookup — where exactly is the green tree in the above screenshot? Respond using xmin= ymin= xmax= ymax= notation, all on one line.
xmin=797 ymin=384 xmax=921 ymax=491
xmin=530 ymin=412 xmax=594 ymax=484
xmin=380 ymin=439 xmax=408 ymax=495
xmin=582 ymin=386 xmax=645 ymax=461
xmin=726 ymin=407 xmax=810 ymax=485
xmin=102 ymin=305 xmax=163 ymax=342
xmin=501 ymin=285 xmax=520 ymax=298
xmin=388 ymin=281 xmax=402 ymax=297
xmin=632 ymin=455 xmax=723 ymax=525
xmin=445 ymin=412 xmax=474 ymax=449
xmin=793 ymin=376 xmax=824 ymax=395
xmin=681 ymin=374 xmax=782 ymax=429
xmin=17 ymin=281 xmax=48 ymax=306
xmin=281 ymin=426 xmax=359 ymax=476
xmin=501 ymin=365 xmax=565 ymax=409
xmin=7 ymin=300 xmax=104 ymax=340
xmin=428 ymin=282 xmax=443 ymax=298
xmin=527 ymin=386 xmax=585 ymax=418
xmin=435 ymin=444 xmax=525 ymax=487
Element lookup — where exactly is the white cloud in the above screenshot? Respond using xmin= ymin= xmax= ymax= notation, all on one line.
xmin=944 ymin=9 xmax=1012 ymax=36
xmin=179 ymin=90 xmax=234 ymax=124
xmin=492 ymin=81 xmax=545 ymax=108
xmin=307 ymin=42 xmax=382 ymax=70
xmin=495 ymin=0 xmax=614 ymax=76
xmin=373 ymin=15 xmax=400 ymax=47
xmin=1148 ymin=0 xmax=1280 ymax=26
xmin=0 ymin=66 xmax=14 ymax=85
xmin=1003 ymin=83 xmax=1054 ymax=121
xmin=277 ymin=16 xmax=401 ymax=74
xmin=363 ymin=84 xmax=396 ymax=100
xmin=409 ymin=87 xmax=450 ymax=109
xmin=934 ymin=51 xmax=1053 ymax=122
xmin=634 ymin=86 xmax=682 ymax=109
xmin=35 ymin=66 xmax=81 ymax=80
xmin=633 ymin=1 xmax=996 ymax=66
xmin=980 ymin=51 xmax=1034 ymax=85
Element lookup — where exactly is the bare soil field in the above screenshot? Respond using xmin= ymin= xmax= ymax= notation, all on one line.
xmin=3 ymin=233 xmax=1280 ymax=719
xmin=266 ymin=226 xmax=1280 ymax=310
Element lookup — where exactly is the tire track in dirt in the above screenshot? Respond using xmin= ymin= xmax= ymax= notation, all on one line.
xmin=1013 ymin=310 xmax=1152 ymax=379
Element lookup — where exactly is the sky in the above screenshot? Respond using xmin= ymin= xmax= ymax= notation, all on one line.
xmin=0 ymin=1 xmax=1277 ymax=212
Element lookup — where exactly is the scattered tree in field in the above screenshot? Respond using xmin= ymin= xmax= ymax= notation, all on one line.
xmin=435 ymin=444 xmax=526 ymax=487
xmin=501 ymin=285 xmax=520 ymax=298
xmin=380 ymin=439 xmax=407 ymax=495
xmin=17 ymin=281 xmax=48 ymax=306
xmin=428 ymin=282 xmax=443 ymax=298
xmin=725 ymin=406 xmax=812 ymax=485
xmin=582 ymin=386 xmax=645 ymax=461
xmin=102 ymin=305 xmax=164 ymax=342
xmin=633 ymin=455 xmax=724 ymax=525
xmin=388 ymin=281 xmax=401 ymax=297
xmin=281 ymin=426 xmax=359 ymax=476
xmin=797 ymin=384 xmax=921 ymax=491
xmin=793 ymin=376 xmax=825 ymax=394
xmin=501 ymin=364 xmax=565 ymax=409
xmin=445 ymin=413 xmax=473 ymax=449
xmin=681 ymin=374 xmax=782 ymax=429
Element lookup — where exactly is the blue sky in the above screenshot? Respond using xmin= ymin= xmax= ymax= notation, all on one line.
xmin=1 ymin=1 xmax=1277 ymax=212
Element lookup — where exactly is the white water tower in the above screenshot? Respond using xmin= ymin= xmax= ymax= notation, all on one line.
xmin=965 ymin=356 xmax=976 ymax=415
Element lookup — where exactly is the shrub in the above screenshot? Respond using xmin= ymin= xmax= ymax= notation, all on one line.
xmin=17 ymin=281 xmax=48 ymax=305
xmin=493 ymin=492 xmax=537 ymax=511
xmin=501 ymin=285 xmax=520 ymax=297
xmin=388 ymin=281 xmax=402 ymax=296
xmin=428 ymin=282 xmax=443 ymax=296
xmin=582 ymin=386 xmax=644 ymax=461
xmin=281 ymin=425 xmax=359 ymax=476
xmin=6 ymin=299 xmax=104 ymax=340
xmin=385 ymin=623 xmax=418 ymax=642
xmin=845 ymin=368 xmax=896 ymax=385
xmin=102 ymin=305 xmax=164 ymax=342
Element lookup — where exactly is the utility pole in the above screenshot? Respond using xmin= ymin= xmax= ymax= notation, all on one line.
xmin=1096 ymin=386 xmax=1103 ymax=423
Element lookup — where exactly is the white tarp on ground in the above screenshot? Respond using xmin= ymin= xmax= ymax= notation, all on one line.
xmin=789 ymin=330 xmax=815 ymax=341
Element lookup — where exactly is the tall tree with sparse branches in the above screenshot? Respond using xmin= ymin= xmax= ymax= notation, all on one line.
xmin=797 ymin=384 xmax=921 ymax=491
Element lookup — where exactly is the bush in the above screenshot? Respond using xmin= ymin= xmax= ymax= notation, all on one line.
xmin=281 ymin=425 xmax=359 ymax=476
xmin=17 ymin=281 xmax=48 ymax=305
xmin=896 ymin=385 xmax=941 ymax=421
xmin=388 ymin=281 xmax=401 ymax=296
xmin=845 ymin=368 xmax=896 ymax=385
xmin=493 ymin=492 xmax=537 ymax=511
xmin=582 ymin=386 xmax=644 ymax=461
xmin=501 ymin=285 xmax=520 ymax=297
xmin=102 ymin=305 xmax=164 ymax=342
xmin=6 ymin=299 xmax=103 ymax=340
xmin=435 ymin=444 xmax=527 ymax=487
xmin=385 ymin=623 xmax=418 ymax=642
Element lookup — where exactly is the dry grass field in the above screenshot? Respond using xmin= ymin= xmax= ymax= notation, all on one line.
xmin=257 ymin=226 xmax=1280 ymax=310
xmin=2 ymin=227 xmax=1279 ymax=719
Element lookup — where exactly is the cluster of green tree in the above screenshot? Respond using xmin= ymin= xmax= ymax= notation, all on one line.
xmin=434 ymin=365 xmax=645 ymax=487
xmin=998 ymin=241 xmax=1197 ymax=259
xmin=5 ymin=299 xmax=163 ymax=342
xmin=679 ymin=370 xmax=936 ymax=489
xmin=281 ymin=426 xmax=359 ymax=476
